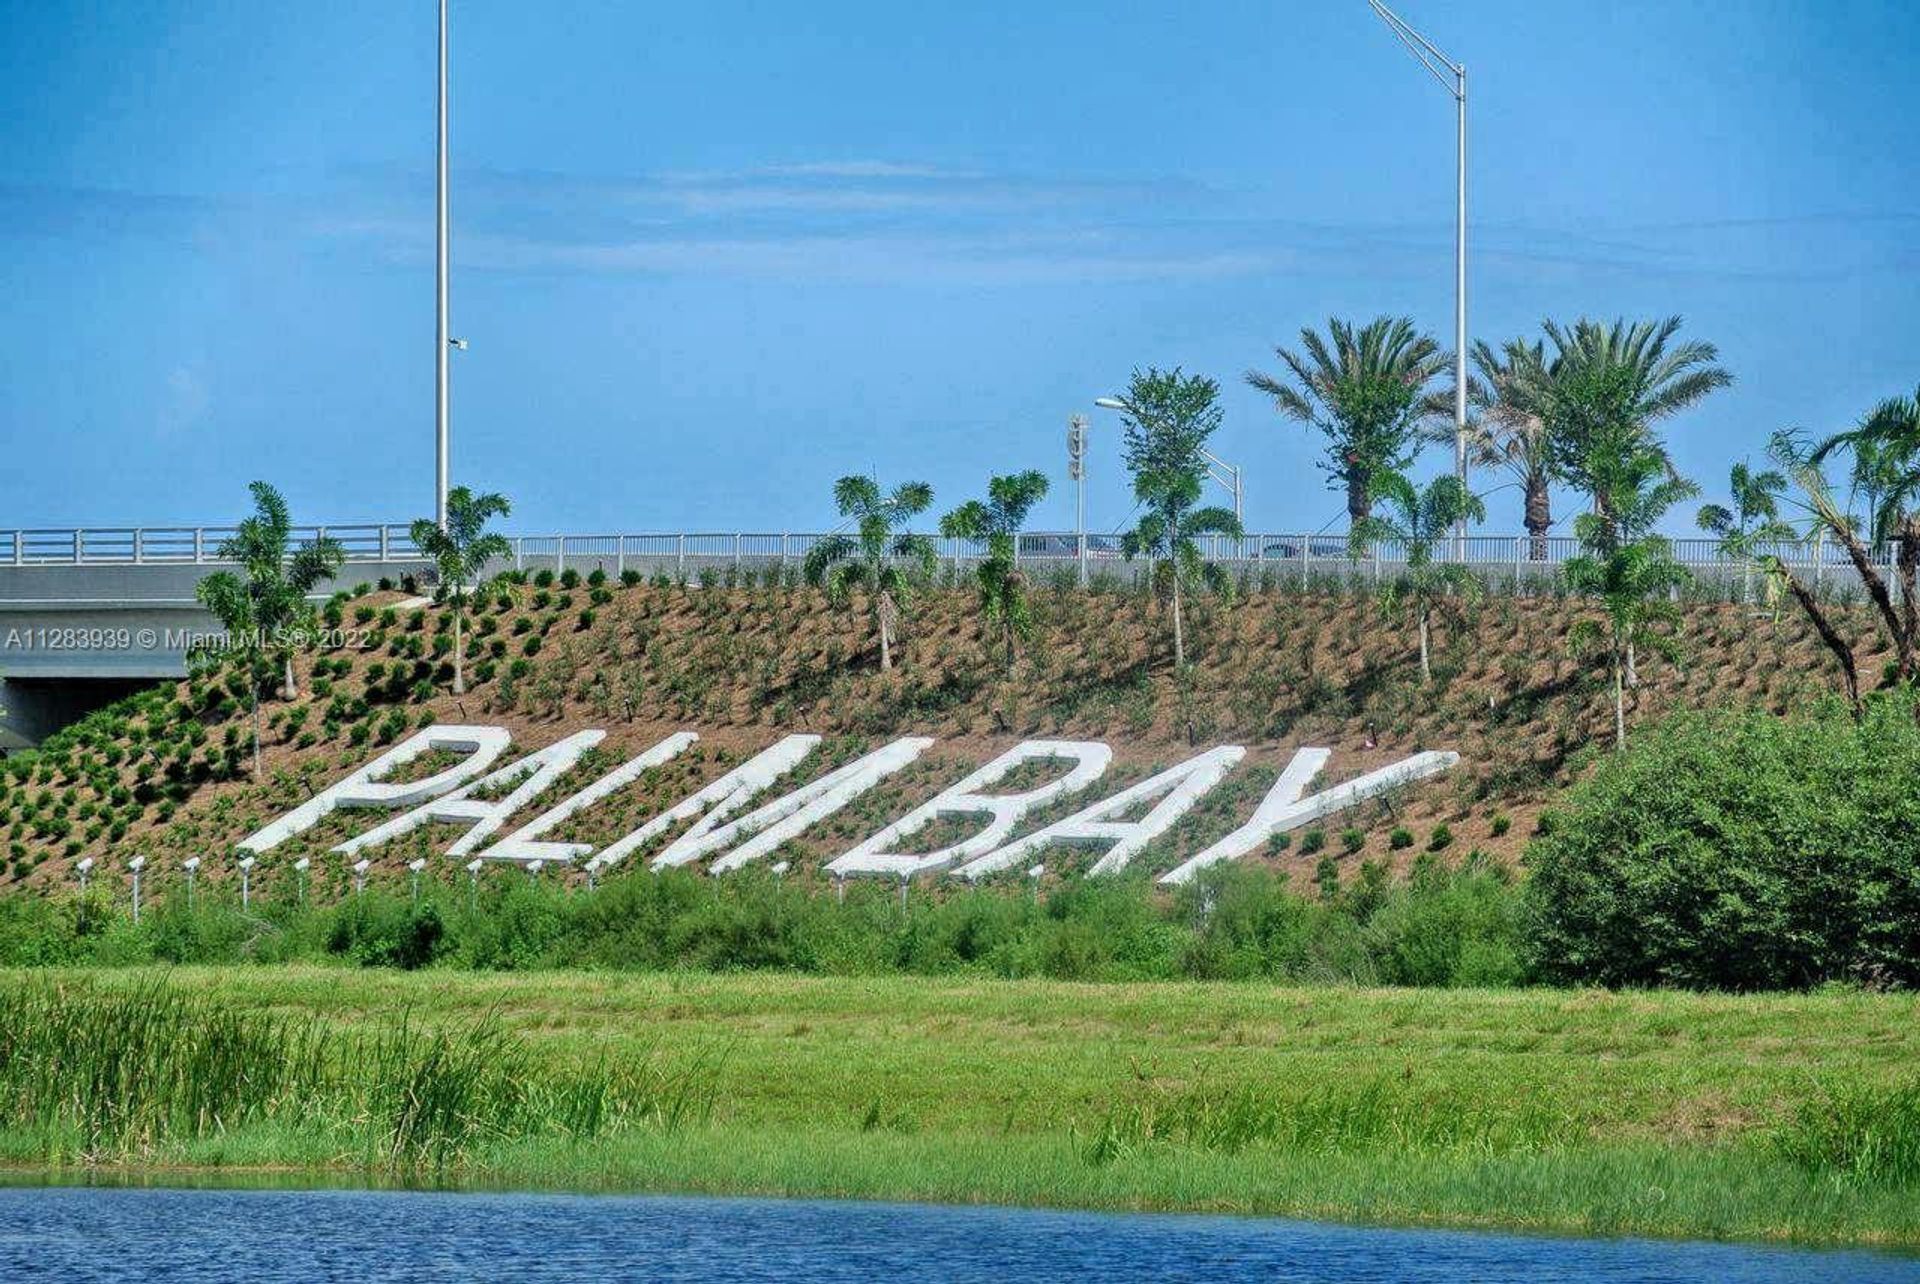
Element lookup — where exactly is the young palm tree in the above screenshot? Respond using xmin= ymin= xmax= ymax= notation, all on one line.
xmin=804 ymin=475 xmax=936 ymax=672
xmin=1462 ymin=338 xmax=1557 ymax=560
xmin=1563 ymin=444 xmax=1698 ymax=750
xmin=410 ymin=486 xmax=513 ymax=696
xmin=1521 ymin=316 xmax=1731 ymax=526
xmin=1350 ymin=472 xmax=1488 ymax=683
xmin=1246 ymin=316 xmax=1450 ymax=528
xmin=939 ymin=470 xmax=1049 ymax=672
xmin=1110 ymin=368 xmax=1243 ymax=670
xmin=1697 ymin=459 xmax=1794 ymax=605
xmin=194 ymin=481 xmax=344 ymax=778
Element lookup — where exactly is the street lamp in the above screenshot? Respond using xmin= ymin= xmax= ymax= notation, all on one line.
xmin=434 ymin=0 xmax=453 ymax=528
xmin=182 ymin=856 xmax=200 ymax=909
xmin=237 ymin=855 xmax=256 ymax=909
xmin=1368 ymin=0 xmax=1469 ymax=553
xmin=1093 ymin=396 xmax=1244 ymax=523
xmin=128 ymin=855 xmax=145 ymax=923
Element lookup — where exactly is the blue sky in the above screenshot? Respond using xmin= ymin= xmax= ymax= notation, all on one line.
xmin=2 ymin=0 xmax=1917 ymax=536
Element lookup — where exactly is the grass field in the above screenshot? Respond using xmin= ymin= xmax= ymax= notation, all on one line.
xmin=3 ymin=967 xmax=1918 ymax=1248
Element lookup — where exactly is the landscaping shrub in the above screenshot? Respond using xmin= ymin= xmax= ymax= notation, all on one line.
xmin=1525 ymin=697 xmax=1920 ymax=990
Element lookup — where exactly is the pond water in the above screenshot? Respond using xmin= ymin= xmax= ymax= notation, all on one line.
xmin=0 ymin=1186 xmax=1913 ymax=1283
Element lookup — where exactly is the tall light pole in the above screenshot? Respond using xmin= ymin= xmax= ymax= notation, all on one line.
xmin=1369 ymin=0 xmax=1467 ymax=555
xmin=1067 ymin=413 xmax=1089 ymax=586
xmin=1092 ymin=397 xmax=1244 ymax=523
xmin=434 ymin=0 xmax=452 ymax=529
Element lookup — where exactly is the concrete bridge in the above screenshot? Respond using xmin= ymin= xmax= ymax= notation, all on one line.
xmin=0 ymin=521 xmax=1866 ymax=748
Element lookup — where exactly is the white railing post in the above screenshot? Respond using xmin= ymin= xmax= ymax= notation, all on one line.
xmin=1302 ymin=534 xmax=1312 ymax=586
xmin=616 ymin=536 xmax=625 ymax=579
xmin=9 ymin=531 xmax=19 ymax=566
xmin=735 ymin=533 xmax=743 ymax=574
xmin=73 ymin=529 xmax=84 ymax=562
xmin=133 ymin=529 xmax=144 ymax=565
xmin=1813 ymin=528 xmax=1825 ymax=597
xmin=380 ymin=526 xmax=390 ymax=560
xmin=194 ymin=528 xmax=204 ymax=562
xmin=677 ymin=534 xmax=686 ymax=579
xmin=557 ymin=536 xmax=567 ymax=577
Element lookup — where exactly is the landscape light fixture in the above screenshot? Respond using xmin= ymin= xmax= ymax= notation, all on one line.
xmin=465 ymin=857 xmax=484 ymax=907
xmin=1368 ymin=0 xmax=1469 ymax=553
xmin=1027 ymin=862 xmax=1045 ymax=899
xmin=76 ymin=856 xmax=94 ymax=894
xmin=183 ymin=855 xmax=201 ymax=909
xmin=237 ymin=855 xmax=256 ymax=909
xmin=352 ymin=858 xmax=371 ymax=897
xmin=293 ymin=856 xmax=310 ymax=905
xmin=770 ymin=860 xmax=790 ymax=880
xmin=584 ymin=856 xmax=602 ymax=891
xmin=407 ymin=856 xmax=428 ymax=902
xmin=526 ymin=858 xmax=546 ymax=880
xmin=128 ymin=855 xmax=146 ymax=923
xmin=1093 ymin=396 xmax=1244 ymax=523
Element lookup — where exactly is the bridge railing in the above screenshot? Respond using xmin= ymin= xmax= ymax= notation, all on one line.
xmin=0 ymin=523 xmax=1889 ymax=599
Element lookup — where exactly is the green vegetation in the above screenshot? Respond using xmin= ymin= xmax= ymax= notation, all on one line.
xmin=1528 ymin=697 xmax=1920 ymax=989
xmin=1247 ymin=315 xmax=1449 ymax=529
xmin=193 ymin=482 xmax=344 ymax=778
xmin=939 ymin=470 xmax=1050 ymax=672
xmin=1349 ymin=471 xmax=1486 ymax=683
xmin=1110 ymin=367 xmax=1244 ymax=670
xmin=3 ymin=969 xmax=1919 ymax=1247
xmin=409 ymin=485 xmax=513 ymax=696
xmin=803 ymin=475 xmax=937 ymax=672
xmin=0 ymin=859 xmax=1524 ymax=988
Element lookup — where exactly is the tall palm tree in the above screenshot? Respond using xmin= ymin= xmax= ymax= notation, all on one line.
xmin=194 ymin=482 xmax=344 ymax=779
xmin=1247 ymin=316 xmax=1450 ymax=528
xmin=1461 ymin=337 xmax=1557 ymax=560
xmin=1350 ymin=472 xmax=1488 ymax=682
xmin=1519 ymin=316 xmax=1731 ymax=529
xmin=939 ymin=470 xmax=1049 ymax=672
xmin=805 ymin=476 xmax=936 ymax=672
xmin=411 ymin=486 xmax=513 ymax=696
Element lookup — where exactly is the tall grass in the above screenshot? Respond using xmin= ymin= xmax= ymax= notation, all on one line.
xmin=1775 ymin=1079 xmax=1920 ymax=1187
xmin=0 ymin=979 xmax=717 ymax=1172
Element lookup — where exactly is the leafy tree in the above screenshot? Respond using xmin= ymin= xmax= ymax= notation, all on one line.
xmin=1562 ymin=444 xmax=1697 ymax=750
xmin=194 ymin=481 xmax=345 ymax=779
xmin=939 ymin=470 xmax=1049 ymax=672
xmin=1696 ymin=459 xmax=1794 ymax=606
xmin=1461 ymin=338 xmax=1558 ymax=560
xmin=411 ymin=486 xmax=513 ymax=695
xmin=1247 ymin=316 xmax=1449 ymax=528
xmin=804 ymin=476 xmax=936 ymax=672
xmin=1517 ymin=316 xmax=1730 ymax=525
xmin=1350 ymin=472 xmax=1487 ymax=683
xmin=1109 ymin=368 xmax=1244 ymax=670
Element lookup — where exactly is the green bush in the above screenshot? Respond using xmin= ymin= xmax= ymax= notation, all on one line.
xmin=1525 ymin=698 xmax=1920 ymax=990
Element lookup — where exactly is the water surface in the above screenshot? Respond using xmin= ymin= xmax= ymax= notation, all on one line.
xmin=1 ymin=1186 xmax=1913 ymax=1282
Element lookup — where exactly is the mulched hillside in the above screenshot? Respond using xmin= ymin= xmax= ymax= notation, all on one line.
xmin=0 ymin=571 xmax=1883 ymax=900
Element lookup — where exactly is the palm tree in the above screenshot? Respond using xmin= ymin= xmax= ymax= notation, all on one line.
xmin=410 ymin=486 xmax=513 ymax=696
xmin=1350 ymin=472 xmax=1487 ymax=683
xmin=1463 ymin=337 xmax=1557 ymax=560
xmin=939 ymin=470 xmax=1049 ymax=672
xmin=804 ymin=476 xmax=936 ymax=672
xmin=1110 ymin=368 xmax=1244 ymax=670
xmin=1246 ymin=316 xmax=1450 ymax=528
xmin=1563 ymin=444 xmax=1697 ymax=750
xmin=1521 ymin=316 xmax=1731 ymax=527
xmin=1697 ymin=459 xmax=1794 ymax=605
xmin=1813 ymin=384 xmax=1920 ymax=651
xmin=194 ymin=482 xmax=344 ymax=779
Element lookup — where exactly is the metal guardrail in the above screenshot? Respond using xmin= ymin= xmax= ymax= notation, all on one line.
xmin=0 ymin=523 xmax=1886 ymax=591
